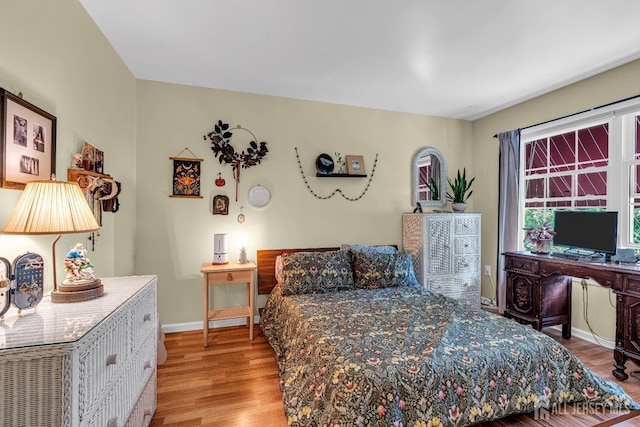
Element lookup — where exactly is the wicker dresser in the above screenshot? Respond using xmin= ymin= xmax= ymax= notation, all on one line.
xmin=403 ymin=213 xmax=481 ymax=306
xmin=0 ymin=275 xmax=157 ymax=427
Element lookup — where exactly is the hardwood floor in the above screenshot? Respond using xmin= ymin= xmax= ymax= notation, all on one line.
xmin=151 ymin=325 xmax=640 ymax=427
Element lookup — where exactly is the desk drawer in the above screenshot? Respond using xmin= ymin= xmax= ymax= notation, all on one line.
xmin=206 ymin=269 xmax=253 ymax=285
xmin=505 ymin=256 xmax=538 ymax=274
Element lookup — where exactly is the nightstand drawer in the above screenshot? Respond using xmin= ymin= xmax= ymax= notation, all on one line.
xmin=206 ymin=269 xmax=253 ymax=285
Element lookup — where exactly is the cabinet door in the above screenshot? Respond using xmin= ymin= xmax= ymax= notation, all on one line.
xmin=623 ymin=296 xmax=640 ymax=354
xmin=507 ymin=273 xmax=537 ymax=315
xmin=426 ymin=217 xmax=452 ymax=275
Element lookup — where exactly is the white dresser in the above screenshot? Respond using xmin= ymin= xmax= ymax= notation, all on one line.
xmin=0 ymin=275 xmax=157 ymax=427
xmin=403 ymin=213 xmax=481 ymax=306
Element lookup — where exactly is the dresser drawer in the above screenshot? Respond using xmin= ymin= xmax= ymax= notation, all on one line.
xmin=427 ymin=276 xmax=480 ymax=306
xmin=454 ymin=236 xmax=478 ymax=255
xmin=455 ymin=255 xmax=479 ymax=275
xmin=454 ymin=216 xmax=480 ymax=235
xmin=78 ymin=307 xmax=130 ymax=421
xmin=130 ymin=285 xmax=157 ymax=351
xmin=206 ymin=269 xmax=253 ymax=285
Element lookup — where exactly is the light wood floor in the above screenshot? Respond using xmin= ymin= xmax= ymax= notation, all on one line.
xmin=150 ymin=325 xmax=640 ymax=427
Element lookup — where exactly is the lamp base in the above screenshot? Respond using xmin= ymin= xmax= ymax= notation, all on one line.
xmin=52 ymin=279 xmax=103 ymax=303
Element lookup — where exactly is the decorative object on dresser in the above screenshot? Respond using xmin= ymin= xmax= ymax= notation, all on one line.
xmin=402 ymin=212 xmax=481 ymax=306
xmin=412 ymin=147 xmax=446 ymax=208
xmin=0 ymin=88 xmax=57 ymax=189
xmin=0 ymin=275 xmax=158 ymax=426
xmin=203 ymin=120 xmax=269 ymax=201
xmin=503 ymin=251 xmax=640 ymax=381
xmin=2 ymin=180 xmax=101 ymax=302
xmin=200 ymin=261 xmax=256 ymax=347
xmin=169 ymin=148 xmax=203 ymax=198
xmin=0 ymin=252 xmax=45 ymax=317
xmin=445 ymin=168 xmax=474 ymax=213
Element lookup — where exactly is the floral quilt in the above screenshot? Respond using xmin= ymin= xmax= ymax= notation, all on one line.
xmin=260 ymin=284 xmax=639 ymax=426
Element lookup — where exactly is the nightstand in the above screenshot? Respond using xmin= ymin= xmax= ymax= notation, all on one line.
xmin=200 ymin=261 xmax=256 ymax=347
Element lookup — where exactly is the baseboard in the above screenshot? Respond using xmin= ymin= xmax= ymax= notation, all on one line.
xmin=548 ymin=325 xmax=615 ymax=349
xmin=161 ymin=315 xmax=260 ymax=334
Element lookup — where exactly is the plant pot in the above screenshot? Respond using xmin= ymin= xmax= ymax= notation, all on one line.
xmin=534 ymin=239 xmax=552 ymax=254
xmin=451 ymin=202 xmax=467 ymax=213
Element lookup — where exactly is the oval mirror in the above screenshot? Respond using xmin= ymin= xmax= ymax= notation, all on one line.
xmin=412 ymin=147 xmax=446 ymax=207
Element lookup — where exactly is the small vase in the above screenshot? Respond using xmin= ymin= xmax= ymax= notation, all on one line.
xmin=535 ymin=239 xmax=552 ymax=254
xmin=452 ymin=202 xmax=467 ymax=213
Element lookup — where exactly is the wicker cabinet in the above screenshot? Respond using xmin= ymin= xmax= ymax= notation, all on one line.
xmin=0 ymin=275 xmax=157 ymax=427
xmin=402 ymin=213 xmax=481 ymax=306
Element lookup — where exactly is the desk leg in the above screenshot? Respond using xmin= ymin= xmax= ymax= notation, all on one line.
xmin=248 ymin=279 xmax=254 ymax=340
xmin=203 ymin=274 xmax=209 ymax=347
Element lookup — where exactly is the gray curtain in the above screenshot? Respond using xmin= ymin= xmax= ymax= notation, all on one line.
xmin=497 ymin=130 xmax=521 ymax=312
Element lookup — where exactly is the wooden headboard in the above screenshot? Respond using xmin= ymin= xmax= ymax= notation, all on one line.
xmin=256 ymin=245 xmax=399 ymax=294
xmin=257 ymin=247 xmax=338 ymax=294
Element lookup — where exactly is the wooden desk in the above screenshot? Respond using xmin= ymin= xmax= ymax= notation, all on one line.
xmin=201 ymin=261 xmax=256 ymax=347
xmin=503 ymin=251 xmax=640 ymax=381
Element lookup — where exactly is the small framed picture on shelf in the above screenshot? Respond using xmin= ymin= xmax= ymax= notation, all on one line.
xmin=82 ymin=141 xmax=96 ymax=172
xmin=346 ymin=155 xmax=366 ymax=175
xmin=0 ymin=88 xmax=57 ymax=189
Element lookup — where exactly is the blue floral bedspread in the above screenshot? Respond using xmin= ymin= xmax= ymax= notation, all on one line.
xmin=260 ymin=284 xmax=639 ymax=426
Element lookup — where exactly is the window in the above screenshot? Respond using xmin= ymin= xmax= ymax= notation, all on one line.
xmin=520 ymin=97 xmax=640 ymax=251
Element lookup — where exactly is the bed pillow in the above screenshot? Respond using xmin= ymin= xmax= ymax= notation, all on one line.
xmin=279 ymin=250 xmax=355 ymax=296
xmin=351 ymin=250 xmax=418 ymax=289
xmin=340 ymin=243 xmax=398 ymax=254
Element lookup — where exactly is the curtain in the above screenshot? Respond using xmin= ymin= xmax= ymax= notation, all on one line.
xmin=497 ymin=130 xmax=521 ymax=312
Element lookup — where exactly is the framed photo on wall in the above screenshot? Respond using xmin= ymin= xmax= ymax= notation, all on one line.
xmin=0 ymin=89 xmax=56 ymax=189
xmin=346 ymin=155 xmax=366 ymax=176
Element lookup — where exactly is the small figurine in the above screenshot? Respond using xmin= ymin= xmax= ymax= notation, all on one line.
xmin=63 ymin=243 xmax=96 ymax=283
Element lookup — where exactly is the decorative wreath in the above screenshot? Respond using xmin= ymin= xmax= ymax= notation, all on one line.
xmin=203 ymin=120 xmax=268 ymax=172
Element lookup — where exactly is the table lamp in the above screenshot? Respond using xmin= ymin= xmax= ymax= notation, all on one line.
xmin=2 ymin=180 xmax=101 ymax=303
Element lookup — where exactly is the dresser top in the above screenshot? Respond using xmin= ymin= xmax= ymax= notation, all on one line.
xmin=0 ymin=275 xmax=156 ymax=351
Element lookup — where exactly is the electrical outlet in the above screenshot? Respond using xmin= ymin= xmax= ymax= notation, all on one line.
xmin=484 ymin=265 xmax=491 ymax=276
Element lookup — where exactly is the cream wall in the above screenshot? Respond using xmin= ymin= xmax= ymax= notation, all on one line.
xmin=474 ymin=59 xmax=640 ymax=341
xmin=135 ymin=80 xmax=474 ymax=325
xmin=0 ymin=0 xmax=137 ymax=287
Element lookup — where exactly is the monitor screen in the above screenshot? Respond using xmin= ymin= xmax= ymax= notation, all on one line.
xmin=553 ymin=211 xmax=618 ymax=255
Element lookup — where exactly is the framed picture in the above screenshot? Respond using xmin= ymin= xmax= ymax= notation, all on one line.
xmin=0 ymin=89 xmax=56 ymax=189
xmin=213 ymin=195 xmax=229 ymax=215
xmin=82 ymin=141 xmax=96 ymax=172
xmin=94 ymin=148 xmax=104 ymax=174
xmin=169 ymin=156 xmax=203 ymax=198
xmin=346 ymin=155 xmax=366 ymax=176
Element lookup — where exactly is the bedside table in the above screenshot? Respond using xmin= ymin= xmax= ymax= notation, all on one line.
xmin=200 ymin=261 xmax=256 ymax=347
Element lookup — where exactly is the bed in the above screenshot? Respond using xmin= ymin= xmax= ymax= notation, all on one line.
xmin=258 ymin=245 xmax=639 ymax=426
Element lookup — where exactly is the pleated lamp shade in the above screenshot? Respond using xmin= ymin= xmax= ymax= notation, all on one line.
xmin=2 ymin=180 xmax=99 ymax=235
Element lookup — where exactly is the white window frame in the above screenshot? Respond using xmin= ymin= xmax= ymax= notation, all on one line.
xmin=519 ymin=96 xmax=640 ymax=250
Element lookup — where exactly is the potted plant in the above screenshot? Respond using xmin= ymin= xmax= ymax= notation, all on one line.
xmin=524 ymin=221 xmax=556 ymax=254
xmin=446 ymin=168 xmax=475 ymax=212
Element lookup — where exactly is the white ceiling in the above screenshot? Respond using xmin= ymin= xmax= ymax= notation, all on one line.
xmin=79 ymin=0 xmax=640 ymax=120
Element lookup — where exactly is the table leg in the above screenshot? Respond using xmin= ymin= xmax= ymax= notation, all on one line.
xmin=203 ymin=274 xmax=209 ymax=347
xmin=248 ymin=279 xmax=254 ymax=340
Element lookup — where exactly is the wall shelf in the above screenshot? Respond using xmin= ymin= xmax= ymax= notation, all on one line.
xmin=316 ymin=173 xmax=367 ymax=178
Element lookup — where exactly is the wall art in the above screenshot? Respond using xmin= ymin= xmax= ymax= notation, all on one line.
xmin=204 ymin=120 xmax=269 ymax=201
xmin=0 ymin=89 xmax=56 ymax=189
xmin=170 ymin=148 xmax=203 ymax=198
xmin=213 ymin=194 xmax=229 ymax=215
